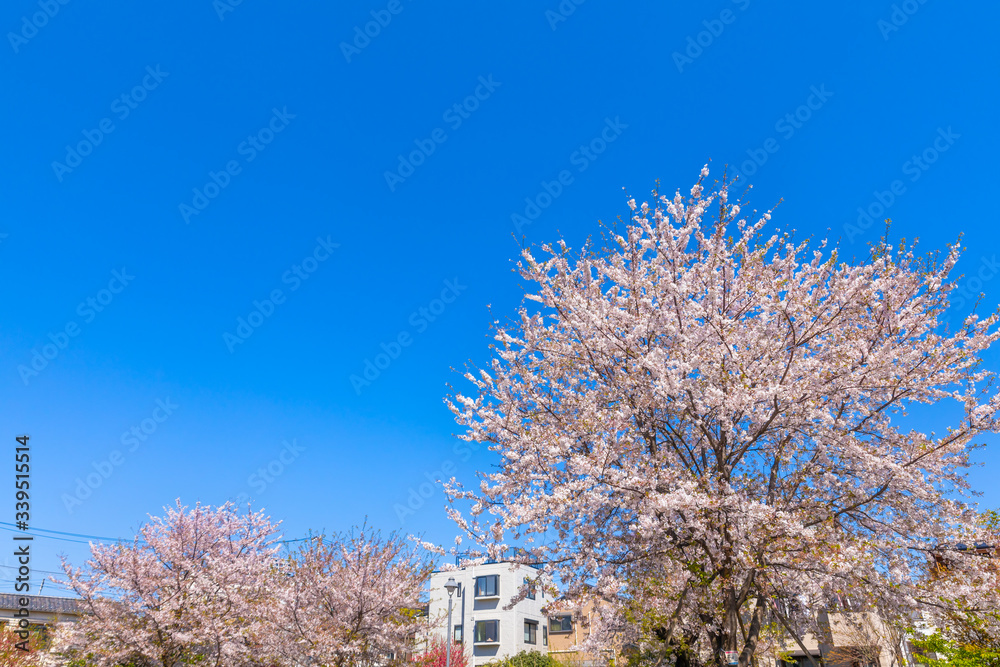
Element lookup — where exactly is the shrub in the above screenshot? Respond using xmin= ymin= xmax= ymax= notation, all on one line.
xmin=483 ymin=650 xmax=564 ymax=667
xmin=414 ymin=639 xmax=469 ymax=667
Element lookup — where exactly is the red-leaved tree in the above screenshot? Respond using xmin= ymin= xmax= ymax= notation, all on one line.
xmin=0 ymin=629 xmax=41 ymax=666
xmin=413 ymin=638 xmax=468 ymax=667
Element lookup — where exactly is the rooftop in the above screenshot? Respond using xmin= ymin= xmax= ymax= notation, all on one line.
xmin=452 ymin=551 xmax=544 ymax=569
xmin=0 ymin=594 xmax=82 ymax=615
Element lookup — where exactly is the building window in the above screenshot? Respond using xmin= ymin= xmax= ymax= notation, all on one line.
xmin=454 ymin=624 xmax=463 ymax=643
xmin=525 ymin=620 xmax=538 ymax=644
xmin=550 ymin=614 xmax=573 ymax=634
xmin=475 ymin=575 xmax=499 ymax=597
xmin=543 ymin=625 xmax=548 ymax=646
xmin=525 ymin=577 xmax=536 ymax=600
xmin=475 ymin=620 xmax=499 ymax=644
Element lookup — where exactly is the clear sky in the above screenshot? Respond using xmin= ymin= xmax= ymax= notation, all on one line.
xmin=1 ymin=1 xmax=998 ymax=595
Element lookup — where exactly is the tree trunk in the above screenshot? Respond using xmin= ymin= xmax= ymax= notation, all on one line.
xmin=738 ymin=595 xmax=766 ymax=667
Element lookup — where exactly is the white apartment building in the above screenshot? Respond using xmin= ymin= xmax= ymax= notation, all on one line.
xmin=428 ymin=560 xmax=553 ymax=665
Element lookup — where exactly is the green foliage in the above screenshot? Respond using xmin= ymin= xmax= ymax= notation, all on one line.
xmin=911 ymin=631 xmax=1000 ymax=667
xmin=622 ymin=645 xmax=700 ymax=667
xmin=482 ymin=650 xmax=564 ymax=667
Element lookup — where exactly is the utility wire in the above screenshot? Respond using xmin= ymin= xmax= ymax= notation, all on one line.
xmin=0 ymin=564 xmax=65 ymax=576
xmin=0 ymin=520 xmax=137 ymax=542
xmin=0 ymin=520 xmax=312 ymax=546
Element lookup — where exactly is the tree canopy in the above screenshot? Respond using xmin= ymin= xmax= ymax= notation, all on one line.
xmin=54 ymin=502 xmax=432 ymax=667
xmin=445 ymin=168 xmax=1000 ymax=665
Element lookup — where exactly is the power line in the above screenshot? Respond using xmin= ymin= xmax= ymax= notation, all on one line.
xmin=0 ymin=564 xmax=65 ymax=576
xmin=0 ymin=579 xmax=76 ymax=593
xmin=0 ymin=521 xmax=138 ymax=543
xmin=0 ymin=520 xmax=310 ymax=547
xmin=0 ymin=526 xmax=98 ymax=545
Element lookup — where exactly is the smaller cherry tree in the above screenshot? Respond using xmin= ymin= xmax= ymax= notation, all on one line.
xmin=281 ymin=527 xmax=434 ymax=667
xmin=54 ymin=501 xmax=283 ymax=667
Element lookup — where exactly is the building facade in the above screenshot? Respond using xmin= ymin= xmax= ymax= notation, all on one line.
xmin=428 ymin=561 xmax=552 ymax=665
xmin=0 ymin=594 xmax=81 ymax=627
xmin=546 ymin=599 xmax=610 ymax=667
xmin=766 ymin=608 xmax=913 ymax=667
xmin=0 ymin=593 xmax=81 ymax=651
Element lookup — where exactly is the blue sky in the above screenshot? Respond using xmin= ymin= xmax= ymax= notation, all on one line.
xmin=1 ymin=1 xmax=998 ymax=594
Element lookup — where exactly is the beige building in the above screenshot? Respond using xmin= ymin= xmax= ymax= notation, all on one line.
xmin=546 ymin=599 xmax=613 ymax=667
xmin=544 ymin=598 xmax=911 ymax=667
xmin=767 ymin=609 xmax=910 ymax=667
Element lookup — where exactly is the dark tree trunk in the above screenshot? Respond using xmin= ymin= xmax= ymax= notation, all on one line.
xmin=738 ymin=596 xmax=766 ymax=667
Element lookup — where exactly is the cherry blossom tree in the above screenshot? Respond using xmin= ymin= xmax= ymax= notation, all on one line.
xmin=54 ymin=501 xmax=283 ymax=667
xmin=444 ymin=168 xmax=1000 ymax=666
xmin=280 ymin=527 xmax=433 ymax=667
xmin=50 ymin=502 xmax=436 ymax=667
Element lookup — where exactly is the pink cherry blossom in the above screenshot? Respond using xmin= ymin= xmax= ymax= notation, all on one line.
xmin=278 ymin=527 xmax=434 ymax=667
xmin=444 ymin=168 xmax=1000 ymax=664
xmin=54 ymin=501 xmax=284 ymax=667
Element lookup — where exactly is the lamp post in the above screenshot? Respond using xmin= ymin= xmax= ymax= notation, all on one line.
xmin=444 ymin=577 xmax=459 ymax=667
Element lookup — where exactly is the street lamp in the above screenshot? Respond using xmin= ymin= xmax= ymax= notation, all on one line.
xmin=444 ymin=577 xmax=459 ymax=667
